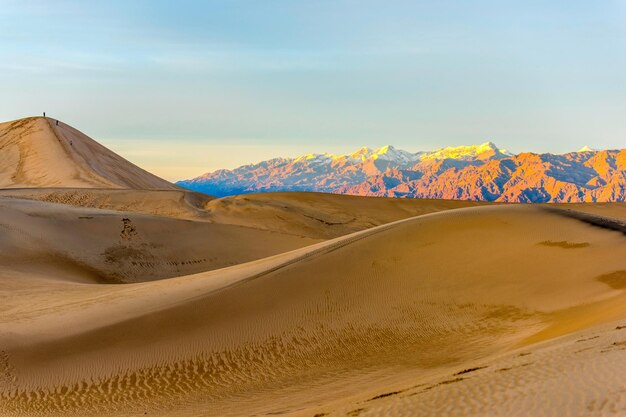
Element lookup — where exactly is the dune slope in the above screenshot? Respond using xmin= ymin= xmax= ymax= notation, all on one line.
xmin=0 ymin=205 xmax=625 ymax=416
xmin=0 ymin=189 xmax=492 ymax=238
xmin=204 ymin=192 xmax=491 ymax=238
xmin=0 ymin=117 xmax=176 ymax=189
xmin=0 ymin=188 xmax=213 ymax=220
xmin=0 ymin=197 xmax=318 ymax=283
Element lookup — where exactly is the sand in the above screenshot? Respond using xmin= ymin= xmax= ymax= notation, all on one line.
xmin=1 ymin=116 xmax=625 ymax=416
xmin=204 ymin=192 xmax=491 ymax=238
xmin=0 ymin=197 xmax=321 ymax=283
xmin=0 ymin=202 xmax=625 ymax=417
xmin=0 ymin=189 xmax=492 ymax=239
xmin=0 ymin=188 xmax=213 ymax=221
xmin=0 ymin=117 xmax=176 ymax=189
xmin=3 ymin=189 xmax=624 ymax=240
xmin=553 ymin=201 xmax=626 ymax=222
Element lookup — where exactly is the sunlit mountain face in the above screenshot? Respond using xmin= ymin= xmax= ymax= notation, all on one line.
xmin=177 ymin=143 xmax=626 ymax=202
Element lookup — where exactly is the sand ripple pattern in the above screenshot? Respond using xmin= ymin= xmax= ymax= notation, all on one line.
xmin=0 ymin=205 xmax=625 ymax=416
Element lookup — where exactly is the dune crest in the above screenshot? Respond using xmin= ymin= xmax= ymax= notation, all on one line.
xmin=0 ymin=117 xmax=176 ymax=189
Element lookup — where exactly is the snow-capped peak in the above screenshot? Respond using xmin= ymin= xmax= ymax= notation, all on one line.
xmin=577 ymin=146 xmax=597 ymax=153
xmin=348 ymin=147 xmax=374 ymax=160
xmin=421 ymin=141 xmax=509 ymax=161
xmin=293 ymin=152 xmax=334 ymax=165
xmin=371 ymin=145 xmax=419 ymax=163
xmin=178 ymin=142 xmax=624 ymax=203
xmin=331 ymin=145 xmax=419 ymax=164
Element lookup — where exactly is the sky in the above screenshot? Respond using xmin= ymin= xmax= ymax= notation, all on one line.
xmin=1 ymin=0 xmax=625 ymax=181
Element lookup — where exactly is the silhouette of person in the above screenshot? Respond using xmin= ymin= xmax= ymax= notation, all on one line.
xmin=43 ymin=112 xmax=46 ymax=117
xmin=56 ymin=120 xmax=59 ymax=126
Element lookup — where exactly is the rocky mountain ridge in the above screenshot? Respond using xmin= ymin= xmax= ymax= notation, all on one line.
xmin=178 ymin=142 xmax=626 ymax=202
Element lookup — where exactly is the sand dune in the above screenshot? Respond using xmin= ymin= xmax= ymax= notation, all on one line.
xmin=0 ymin=197 xmax=319 ymax=283
xmin=0 ymin=117 xmax=176 ymax=189
xmin=204 ymin=192 xmax=491 ymax=238
xmin=0 ymin=188 xmax=213 ymax=220
xmin=0 ymin=189 xmax=492 ymax=239
xmin=1 ymin=204 xmax=624 ymax=416
xmin=4 ymin=188 xmax=624 ymax=240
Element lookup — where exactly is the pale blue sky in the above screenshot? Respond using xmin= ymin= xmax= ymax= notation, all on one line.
xmin=1 ymin=0 xmax=625 ymax=180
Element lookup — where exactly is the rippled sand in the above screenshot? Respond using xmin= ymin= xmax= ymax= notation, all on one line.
xmin=0 ymin=195 xmax=624 ymax=416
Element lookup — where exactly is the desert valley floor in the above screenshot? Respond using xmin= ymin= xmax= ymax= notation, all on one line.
xmin=0 ymin=118 xmax=625 ymax=417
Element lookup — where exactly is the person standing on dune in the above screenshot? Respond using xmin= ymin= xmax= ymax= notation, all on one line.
xmin=43 ymin=112 xmax=45 ymax=117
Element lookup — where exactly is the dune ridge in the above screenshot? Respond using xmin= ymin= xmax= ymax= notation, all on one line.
xmin=0 ymin=117 xmax=176 ymax=190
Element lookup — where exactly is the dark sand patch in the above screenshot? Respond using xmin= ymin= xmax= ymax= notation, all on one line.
xmin=596 ymin=271 xmax=626 ymax=290
xmin=538 ymin=240 xmax=589 ymax=249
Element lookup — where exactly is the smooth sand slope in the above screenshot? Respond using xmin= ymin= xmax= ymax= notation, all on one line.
xmin=0 ymin=117 xmax=176 ymax=189
xmin=0 ymin=204 xmax=625 ymax=416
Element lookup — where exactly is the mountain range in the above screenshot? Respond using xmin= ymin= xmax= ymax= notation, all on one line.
xmin=177 ymin=142 xmax=626 ymax=202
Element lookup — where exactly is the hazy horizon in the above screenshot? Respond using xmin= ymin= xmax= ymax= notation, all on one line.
xmin=2 ymin=1 xmax=625 ymax=180
xmin=103 ymin=137 xmax=605 ymax=182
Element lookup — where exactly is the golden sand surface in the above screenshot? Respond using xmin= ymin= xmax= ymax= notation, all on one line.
xmin=0 ymin=199 xmax=624 ymax=416
xmin=0 ymin=117 xmax=176 ymax=190
xmin=0 ymin=188 xmax=491 ymax=238
xmin=1 ymin=116 xmax=625 ymax=416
